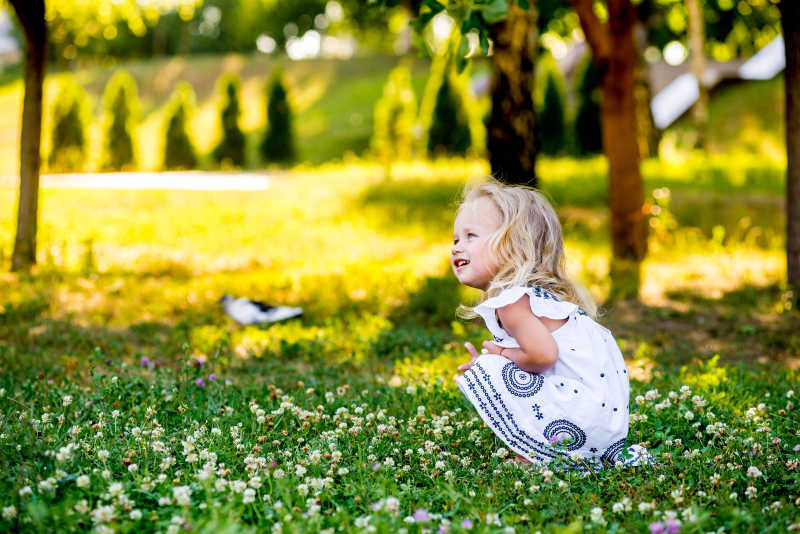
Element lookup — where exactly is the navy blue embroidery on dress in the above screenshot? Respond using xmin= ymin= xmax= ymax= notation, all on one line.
xmin=472 ymin=363 xmax=566 ymax=463
xmin=532 ymin=403 xmax=544 ymax=420
xmin=501 ymin=362 xmax=544 ymax=397
xmin=590 ymin=447 xmax=598 ymax=453
xmin=493 ymin=334 xmax=504 ymax=343
xmin=543 ymin=419 xmax=587 ymax=451
xmin=601 ymin=438 xmax=628 ymax=464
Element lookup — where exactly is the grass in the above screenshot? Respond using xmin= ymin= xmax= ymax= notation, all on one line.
xmin=0 ymin=158 xmax=798 ymax=532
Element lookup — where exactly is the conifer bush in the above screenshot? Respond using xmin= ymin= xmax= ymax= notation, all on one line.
xmin=427 ymin=74 xmax=471 ymax=156
xmin=101 ymin=70 xmax=139 ymax=171
xmin=212 ymin=74 xmax=246 ymax=168
xmin=162 ymin=82 xmax=197 ymax=170
xmin=260 ymin=72 xmax=295 ymax=164
xmin=574 ymin=53 xmax=604 ymax=155
xmin=536 ymin=56 xmax=567 ymax=156
xmin=48 ymin=77 xmax=90 ymax=172
xmin=372 ymin=65 xmax=417 ymax=162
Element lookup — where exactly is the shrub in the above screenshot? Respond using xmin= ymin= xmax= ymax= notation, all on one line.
xmin=48 ymin=77 xmax=90 ymax=172
xmin=260 ymin=72 xmax=295 ymax=164
xmin=162 ymin=82 xmax=197 ymax=170
xmin=427 ymin=73 xmax=471 ymax=156
xmin=372 ymin=65 xmax=417 ymax=161
xmin=574 ymin=53 xmax=603 ymax=155
xmin=536 ymin=54 xmax=567 ymax=155
xmin=212 ymin=73 xmax=246 ymax=168
xmin=101 ymin=70 xmax=139 ymax=171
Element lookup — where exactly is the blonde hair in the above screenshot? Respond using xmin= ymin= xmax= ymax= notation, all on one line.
xmin=456 ymin=178 xmax=597 ymax=319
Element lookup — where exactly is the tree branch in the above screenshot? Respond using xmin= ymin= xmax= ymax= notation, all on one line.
xmin=568 ymin=0 xmax=610 ymax=60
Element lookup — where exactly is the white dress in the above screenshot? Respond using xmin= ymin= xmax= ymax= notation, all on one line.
xmin=455 ymin=285 xmax=652 ymax=469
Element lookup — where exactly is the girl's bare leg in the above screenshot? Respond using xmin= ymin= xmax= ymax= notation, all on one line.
xmin=508 ymin=454 xmax=532 ymax=466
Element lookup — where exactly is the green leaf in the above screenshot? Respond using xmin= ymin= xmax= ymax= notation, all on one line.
xmin=517 ymin=0 xmax=530 ymax=9
xmin=479 ymin=29 xmax=490 ymax=55
xmin=481 ymin=0 xmax=509 ymax=24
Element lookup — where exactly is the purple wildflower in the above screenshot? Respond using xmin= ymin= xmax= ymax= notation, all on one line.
xmin=794 ymin=444 xmax=800 ymax=452
xmin=192 ymin=358 xmax=204 ymax=368
xmin=47 ymin=379 xmax=54 ymax=385
xmin=225 ymin=380 xmax=232 ymax=386
xmin=460 ymin=519 xmax=474 ymax=530
xmin=413 ymin=508 xmax=429 ymax=522
xmin=140 ymin=357 xmax=150 ymax=367
xmin=208 ymin=373 xmax=216 ymax=381
xmin=372 ymin=463 xmax=380 ymax=471
xmin=195 ymin=378 xmax=206 ymax=387
xmin=666 ymin=519 xmax=681 ymax=534
xmin=104 ymin=358 xmax=112 ymax=366
xmin=649 ymin=522 xmax=666 ymax=534
xmin=371 ymin=501 xmax=382 ymax=512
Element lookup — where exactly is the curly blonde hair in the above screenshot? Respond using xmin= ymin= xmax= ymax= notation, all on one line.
xmin=455 ymin=178 xmax=597 ymax=319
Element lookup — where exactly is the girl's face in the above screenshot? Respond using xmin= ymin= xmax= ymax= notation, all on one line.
xmin=451 ymin=197 xmax=502 ymax=291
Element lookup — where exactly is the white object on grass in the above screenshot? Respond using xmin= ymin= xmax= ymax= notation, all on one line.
xmin=220 ymin=295 xmax=302 ymax=325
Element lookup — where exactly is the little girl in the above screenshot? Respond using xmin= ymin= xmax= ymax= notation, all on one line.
xmin=452 ymin=180 xmax=651 ymax=469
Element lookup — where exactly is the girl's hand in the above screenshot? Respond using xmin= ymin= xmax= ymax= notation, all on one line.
xmin=457 ymin=342 xmax=480 ymax=372
xmin=481 ymin=340 xmax=505 ymax=356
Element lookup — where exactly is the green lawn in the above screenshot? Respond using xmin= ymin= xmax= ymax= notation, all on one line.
xmin=1 ymin=159 xmax=798 ymax=532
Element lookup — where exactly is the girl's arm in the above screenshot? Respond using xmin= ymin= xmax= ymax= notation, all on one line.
xmin=489 ymin=294 xmax=560 ymax=373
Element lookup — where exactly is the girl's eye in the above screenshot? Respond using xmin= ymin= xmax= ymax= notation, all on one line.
xmin=467 ymin=233 xmax=477 ymax=239
xmin=453 ymin=238 xmax=459 ymax=245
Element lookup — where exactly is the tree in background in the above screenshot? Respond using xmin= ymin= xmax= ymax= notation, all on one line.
xmin=573 ymin=53 xmax=603 ymax=155
xmin=536 ymin=53 xmax=566 ymax=156
xmin=485 ymin=2 xmax=539 ymax=186
xmin=427 ymin=73 xmax=472 ymax=156
xmin=373 ymin=64 xmax=417 ymax=176
xmin=686 ymin=0 xmax=709 ymax=151
xmin=101 ymin=70 xmax=139 ymax=171
xmin=162 ymin=82 xmax=197 ymax=170
xmin=568 ymin=0 xmax=647 ymax=299
xmin=212 ymin=74 xmax=246 ymax=168
xmin=8 ymin=0 xmax=46 ymax=272
xmin=780 ymin=0 xmax=800 ymax=300
xmin=261 ymin=73 xmax=296 ymax=164
xmin=48 ymin=77 xmax=89 ymax=172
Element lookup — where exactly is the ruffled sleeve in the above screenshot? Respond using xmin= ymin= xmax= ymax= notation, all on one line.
xmin=473 ymin=286 xmax=579 ymax=348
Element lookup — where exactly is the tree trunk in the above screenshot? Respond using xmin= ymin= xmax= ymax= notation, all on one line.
xmin=487 ymin=3 xmax=538 ymax=187
xmin=634 ymin=22 xmax=658 ymax=159
xmin=10 ymin=0 xmax=47 ymax=272
xmin=781 ymin=0 xmax=800 ymax=297
xmin=686 ymin=0 xmax=709 ymax=151
xmin=570 ymin=0 xmax=646 ymax=299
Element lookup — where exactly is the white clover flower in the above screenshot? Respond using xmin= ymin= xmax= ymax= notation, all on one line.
xmin=109 ymin=482 xmax=123 ymax=497
xmin=745 ymin=486 xmax=757 ymax=499
xmin=558 ymin=480 xmax=568 ymax=490
xmin=635 ymin=395 xmax=645 ymax=405
xmin=684 ymin=410 xmax=694 ymax=420
xmin=243 ymin=488 xmax=256 ymax=504
xmin=485 ymin=512 xmax=501 ymax=526
xmin=96 ymin=526 xmax=114 ymax=534
xmin=590 ymin=507 xmax=606 ymax=525
xmin=97 ymin=449 xmax=110 ymax=460
xmin=272 ymin=469 xmax=285 ymax=479
xmin=309 ymin=450 xmax=321 ymax=464
xmin=612 ymin=502 xmax=624 ymax=513
xmin=787 ymin=390 xmax=795 ymax=398
xmin=295 ymin=465 xmax=307 ymax=477
xmin=729 ymin=492 xmax=738 ymax=500
xmin=130 ymin=509 xmax=142 ymax=520
xmin=2 ymin=506 xmax=17 ymax=520
xmin=173 ymin=485 xmax=192 ymax=506
xmin=214 ymin=478 xmax=228 ymax=492
xmin=337 ymin=467 xmax=349 ymax=476
xmin=62 ymin=395 xmax=73 ymax=407
xmin=38 ymin=478 xmax=56 ymax=493
xmin=128 ymin=463 xmax=139 ymax=473
xmin=91 ymin=504 xmax=115 ymax=524
xmin=18 ymin=486 xmax=32 ymax=498
xmin=297 ymin=484 xmax=309 ymax=496
xmin=248 ymin=476 xmax=262 ymax=489
xmin=158 ymin=496 xmax=171 ymax=506
xmin=747 ymin=466 xmax=763 ymax=478
xmin=354 ymin=515 xmax=371 ymax=527
xmin=74 ymin=499 xmax=90 ymax=514
xmin=638 ymin=502 xmax=653 ymax=512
